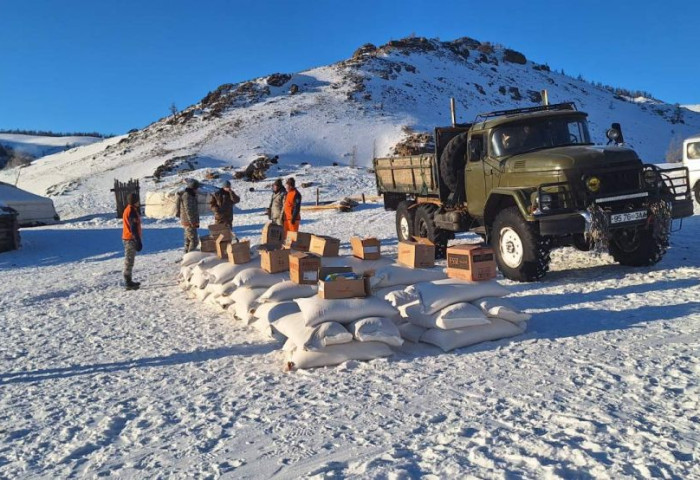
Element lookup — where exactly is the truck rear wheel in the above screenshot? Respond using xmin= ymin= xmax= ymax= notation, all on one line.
xmin=414 ymin=204 xmax=449 ymax=259
xmin=396 ymin=201 xmax=416 ymax=242
xmin=608 ymin=226 xmax=667 ymax=266
xmin=439 ymin=133 xmax=468 ymax=196
xmin=491 ymin=207 xmax=551 ymax=282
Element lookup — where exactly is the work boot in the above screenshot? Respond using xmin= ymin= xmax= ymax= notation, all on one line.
xmin=124 ymin=275 xmax=140 ymax=290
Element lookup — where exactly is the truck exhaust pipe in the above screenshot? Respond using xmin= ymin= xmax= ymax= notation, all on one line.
xmin=450 ymin=98 xmax=456 ymax=127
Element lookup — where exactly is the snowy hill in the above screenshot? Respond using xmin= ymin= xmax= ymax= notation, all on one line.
xmin=2 ymin=35 xmax=700 ymax=220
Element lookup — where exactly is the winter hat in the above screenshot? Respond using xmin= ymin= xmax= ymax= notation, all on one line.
xmin=273 ymin=179 xmax=283 ymax=190
xmin=187 ymin=178 xmax=200 ymax=189
xmin=127 ymin=192 xmax=139 ymax=205
xmin=222 ymin=180 xmax=231 ymax=188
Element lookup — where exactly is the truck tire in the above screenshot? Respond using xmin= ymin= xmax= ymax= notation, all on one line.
xmin=396 ymin=201 xmax=416 ymax=242
xmin=439 ymin=133 xmax=468 ymax=195
xmin=608 ymin=226 xmax=667 ymax=266
xmin=491 ymin=207 xmax=551 ymax=282
xmin=383 ymin=192 xmax=406 ymax=211
xmin=414 ymin=204 xmax=449 ymax=259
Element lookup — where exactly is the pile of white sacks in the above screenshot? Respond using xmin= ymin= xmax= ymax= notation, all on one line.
xmin=179 ymin=250 xmax=530 ymax=370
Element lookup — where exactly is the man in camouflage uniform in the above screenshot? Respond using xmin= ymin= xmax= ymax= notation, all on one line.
xmin=267 ymin=178 xmax=285 ymax=226
xmin=177 ymin=179 xmax=200 ymax=252
xmin=209 ymin=180 xmax=240 ymax=227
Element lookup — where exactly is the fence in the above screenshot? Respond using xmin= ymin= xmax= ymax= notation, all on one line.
xmin=112 ymin=179 xmax=140 ymax=218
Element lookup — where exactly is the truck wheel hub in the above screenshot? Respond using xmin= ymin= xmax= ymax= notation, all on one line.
xmin=400 ymin=217 xmax=410 ymax=240
xmin=500 ymin=227 xmax=523 ymax=268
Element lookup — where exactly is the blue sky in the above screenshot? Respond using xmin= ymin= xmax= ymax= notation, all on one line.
xmin=1 ymin=0 xmax=697 ymax=135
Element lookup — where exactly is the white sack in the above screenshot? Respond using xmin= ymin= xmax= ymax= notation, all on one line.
xmin=189 ymin=267 xmax=209 ymax=289
xmin=407 ymin=279 xmax=510 ymax=315
xmin=231 ymin=287 xmax=267 ymax=323
xmin=216 ymin=295 xmax=235 ymax=309
xmin=472 ymin=297 xmax=532 ymax=323
xmin=180 ymin=266 xmax=194 ymax=282
xmin=420 ymin=318 xmax=525 ymax=352
xmin=233 ymin=268 xmax=289 ymax=289
xmin=274 ymin=313 xmax=353 ymax=351
xmin=321 ymin=256 xmax=394 ymax=275
xmin=193 ymin=288 xmax=210 ymax=302
xmin=295 ymin=296 xmax=398 ymax=327
xmin=251 ymin=317 xmax=286 ymax=342
xmin=370 ymin=264 xmax=447 ymax=289
xmin=196 ymin=256 xmax=227 ymax=270
xmin=182 ymin=251 xmax=215 ymax=267
xmin=258 ymin=281 xmax=318 ymax=303
xmin=381 ymin=287 xmax=420 ymax=307
xmin=206 ymin=280 xmax=237 ymax=297
xmin=349 ymin=317 xmax=403 ymax=347
xmin=285 ymin=341 xmax=393 ymax=369
xmin=398 ymin=323 xmax=427 ymax=343
xmin=208 ymin=259 xmax=260 ymax=285
xmin=399 ymin=300 xmax=490 ymax=330
xmin=253 ymin=301 xmax=300 ymax=324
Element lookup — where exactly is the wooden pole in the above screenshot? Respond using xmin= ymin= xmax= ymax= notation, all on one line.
xmin=316 ymin=187 xmax=319 ymax=206
xmin=362 ymin=193 xmax=366 ymax=204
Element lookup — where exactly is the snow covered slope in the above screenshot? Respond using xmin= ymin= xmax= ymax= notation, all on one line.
xmin=2 ymin=36 xmax=700 ymax=220
xmin=0 ymin=133 xmax=103 ymax=161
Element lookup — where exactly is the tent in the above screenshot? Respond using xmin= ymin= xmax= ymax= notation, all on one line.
xmin=144 ymin=187 xmax=213 ymax=219
xmin=0 ymin=182 xmax=60 ymax=227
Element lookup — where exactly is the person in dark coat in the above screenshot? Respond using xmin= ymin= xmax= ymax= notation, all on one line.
xmin=177 ymin=179 xmax=200 ymax=253
xmin=209 ymin=180 xmax=240 ymax=227
xmin=122 ymin=192 xmax=142 ymax=290
xmin=267 ymin=178 xmax=285 ymax=226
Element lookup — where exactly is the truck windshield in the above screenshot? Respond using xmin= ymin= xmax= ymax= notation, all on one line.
xmin=492 ymin=117 xmax=592 ymax=157
xmin=687 ymin=141 xmax=700 ymax=160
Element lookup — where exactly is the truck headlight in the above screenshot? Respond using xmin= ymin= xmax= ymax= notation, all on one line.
xmin=643 ymin=169 xmax=661 ymax=188
xmin=585 ymin=176 xmax=601 ymax=193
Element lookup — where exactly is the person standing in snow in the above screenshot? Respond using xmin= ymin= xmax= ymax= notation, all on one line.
xmin=282 ymin=177 xmax=301 ymax=238
xmin=209 ymin=180 xmax=240 ymax=227
xmin=267 ymin=178 xmax=285 ymax=226
xmin=177 ymin=179 xmax=200 ymax=252
xmin=122 ymin=192 xmax=142 ymax=290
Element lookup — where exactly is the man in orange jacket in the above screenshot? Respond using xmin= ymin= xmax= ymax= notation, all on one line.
xmin=122 ymin=193 xmax=143 ymax=290
xmin=283 ymin=177 xmax=301 ymax=238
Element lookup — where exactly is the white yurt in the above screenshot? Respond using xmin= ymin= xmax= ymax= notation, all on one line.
xmin=0 ymin=182 xmax=60 ymax=227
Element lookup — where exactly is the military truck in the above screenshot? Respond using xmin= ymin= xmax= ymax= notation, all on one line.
xmin=375 ymin=103 xmax=694 ymax=281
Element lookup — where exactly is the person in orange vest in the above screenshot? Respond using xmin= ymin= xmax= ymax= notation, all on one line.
xmin=122 ymin=193 xmax=143 ymax=290
xmin=282 ymin=177 xmax=301 ymax=238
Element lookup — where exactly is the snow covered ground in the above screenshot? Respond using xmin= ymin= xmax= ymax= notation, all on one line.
xmin=1 ymin=163 xmax=698 ymax=478
xmin=0 ymin=133 xmax=103 ymax=159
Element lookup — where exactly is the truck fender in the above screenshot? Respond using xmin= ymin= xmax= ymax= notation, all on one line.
xmin=483 ymin=189 xmax=534 ymax=228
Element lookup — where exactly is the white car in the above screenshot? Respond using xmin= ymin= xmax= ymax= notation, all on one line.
xmin=683 ymin=135 xmax=700 ymax=205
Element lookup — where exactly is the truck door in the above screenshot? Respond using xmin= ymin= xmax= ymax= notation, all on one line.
xmin=465 ymin=134 xmax=489 ymax=217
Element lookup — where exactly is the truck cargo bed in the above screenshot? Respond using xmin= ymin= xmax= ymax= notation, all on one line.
xmin=374 ymin=155 xmax=439 ymax=196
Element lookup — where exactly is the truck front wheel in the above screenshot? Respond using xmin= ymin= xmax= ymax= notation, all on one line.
xmin=491 ymin=207 xmax=551 ymax=282
xmin=414 ymin=204 xmax=449 ymax=259
xmin=608 ymin=226 xmax=667 ymax=266
xmin=396 ymin=201 xmax=416 ymax=242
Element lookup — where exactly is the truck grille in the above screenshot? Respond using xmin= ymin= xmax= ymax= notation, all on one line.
xmin=597 ymin=169 xmax=641 ymax=195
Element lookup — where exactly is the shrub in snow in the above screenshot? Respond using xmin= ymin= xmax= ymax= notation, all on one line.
xmin=399 ymin=300 xmax=490 ymax=330
xmin=406 ymin=279 xmax=510 ymax=315
xmin=258 ymin=281 xmax=317 ymax=303
xmin=349 ymin=317 xmax=403 ymax=347
xmin=232 ymin=268 xmax=289 ymax=289
xmin=420 ymin=318 xmax=525 ymax=352
xmin=285 ymin=341 xmax=393 ymax=370
xmin=294 ymin=296 xmax=398 ymax=328
xmin=471 ymin=297 xmax=532 ymax=324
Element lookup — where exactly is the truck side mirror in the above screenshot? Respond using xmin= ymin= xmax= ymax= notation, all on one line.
xmin=468 ymin=138 xmax=483 ymax=161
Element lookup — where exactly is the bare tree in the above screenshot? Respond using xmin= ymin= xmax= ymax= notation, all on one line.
xmin=169 ymin=103 xmax=178 ymax=116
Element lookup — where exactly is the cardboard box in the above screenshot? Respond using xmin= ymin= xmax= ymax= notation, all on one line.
xmin=216 ymin=234 xmax=231 ymax=259
xmin=209 ymin=224 xmax=233 ymax=241
xmin=446 ymin=244 xmax=497 ymax=281
xmin=227 ymin=240 xmax=251 ymax=265
xmin=317 ymin=267 xmax=370 ymax=299
xmin=261 ymin=222 xmax=283 ymax=246
xmin=309 ymin=235 xmax=340 ymax=257
xmin=350 ymin=236 xmax=381 ymax=260
xmin=289 ymin=251 xmax=321 ymax=285
xmin=260 ymin=245 xmax=290 ymax=273
xmin=200 ymin=235 xmax=216 ymax=253
xmin=397 ymin=237 xmax=435 ymax=268
xmin=284 ymin=231 xmax=312 ymax=252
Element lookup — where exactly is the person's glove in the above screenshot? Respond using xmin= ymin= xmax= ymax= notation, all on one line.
xmin=265 ymin=208 xmax=271 ymax=217
xmin=134 ymin=237 xmax=143 ymax=252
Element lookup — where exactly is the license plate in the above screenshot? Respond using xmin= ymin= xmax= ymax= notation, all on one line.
xmin=610 ymin=210 xmax=647 ymax=224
